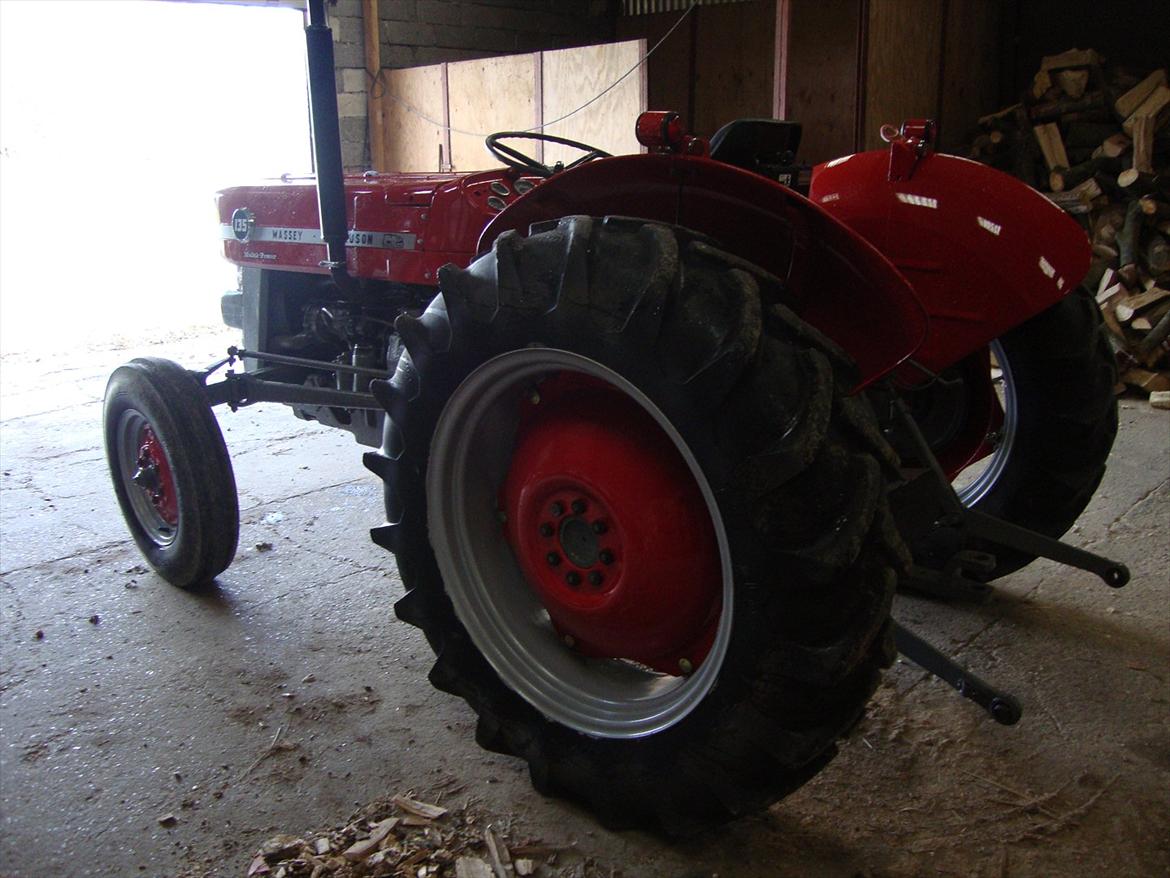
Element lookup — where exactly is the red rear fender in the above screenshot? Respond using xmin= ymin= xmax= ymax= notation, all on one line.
xmin=810 ymin=149 xmax=1091 ymax=374
xmin=479 ymin=154 xmax=927 ymax=390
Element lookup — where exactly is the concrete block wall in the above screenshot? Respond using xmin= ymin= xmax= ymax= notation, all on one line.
xmin=326 ymin=0 xmax=617 ymax=170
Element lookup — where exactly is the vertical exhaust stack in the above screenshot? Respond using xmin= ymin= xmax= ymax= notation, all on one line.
xmin=304 ymin=0 xmax=353 ymax=291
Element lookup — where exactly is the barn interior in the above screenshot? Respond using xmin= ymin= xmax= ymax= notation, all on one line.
xmin=0 ymin=2 xmax=1167 ymax=876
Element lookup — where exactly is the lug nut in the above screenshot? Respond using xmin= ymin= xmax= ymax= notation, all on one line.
xmin=571 ymin=499 xmax=587 ymax=515
xmin=678 ymin=658 xmax=693 ymax=674
xmin=588 ymin=571 xmax=603 ymax=586
xmin=529 ymin=389 xmax=541 ymax=405
xmin=539 ymin=523 xmax=554 ymax=537
xmin=546 ymin=552 xmax=561 ymax=566
xmin=550 ymin=502 xmax=564 ymax=517
xmin=599 ymin=549 xmax=614 ymax=565
xmin=562 ymin=634 xmax=575 ymax=648
xmin=565 ymin=571 xmax=581 ymax=586
xmin=591 ymin=520 xmax=607 ymax=534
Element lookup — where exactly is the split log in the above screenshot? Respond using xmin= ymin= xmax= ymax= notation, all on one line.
xmin=1137 ymin=309 xmax=1170 ymax=367
xmin=980 ymin=103 xmax=1022 ymax=127
xmin=1140 ymin=196 xmax=1170 ymax=219
xmin=1045 ymin=178 xmax=1102 ymax=214
xmin=1122 ymin=84 xmax=1170 ymax=136
xmin=1117 ymin=200 xmax=1143 ymax=286
xmin=1092 ymin=132 xmax=1131 ymax=159
xmin=1057 ymin=68 xmax=1090 ymax=99
xmin=1121 ymin=367 xmax=1170 ymax=393
xmin=1093 ymin=205 xmax=1128 ymax=245
xmin=1032 ymin=48 xmax=1103 ymax=98
xmin=969 ymin=130 xmax=1006 ymax=159
xmin=1030 ymin=91 xmax=1106 ymax=124
xmin=1033 ymin=123 xmax=1070 ymax=171
xmin=1118 ymin=170 xmax=1167 ymax=196
xmin=1115 ymin=287 xmax=1170 ymax=322
xmin=1050 ymin=156 xmax=1123 ymax=192
xmin=1131 ymin=114 xmax=1155 ymax=174
xmin=1115 ymin=69 xmax=1168 ymax=120
xmin=1146 ymin=234 xmax=1170 ymax=275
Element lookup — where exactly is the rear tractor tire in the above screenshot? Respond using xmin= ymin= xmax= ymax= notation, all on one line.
xmin=366 ymin=216 xmax=909 ymax=832
xmin=104 ymin=357 xmax=239 ymax=588
xmin=914 ymin=286 xmax=1119 ymax=580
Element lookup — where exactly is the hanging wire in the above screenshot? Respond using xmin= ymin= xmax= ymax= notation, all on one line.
xmin=366 ymin=2 xmax=697 ymax=139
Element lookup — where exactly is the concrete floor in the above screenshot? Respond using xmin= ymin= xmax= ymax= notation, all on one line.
xmin=1 ymin=328 xmax=1167 ymax=878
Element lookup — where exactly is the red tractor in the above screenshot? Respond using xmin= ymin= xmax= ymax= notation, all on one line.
xmin=103 ymin=1 xmax=1126 ymax=831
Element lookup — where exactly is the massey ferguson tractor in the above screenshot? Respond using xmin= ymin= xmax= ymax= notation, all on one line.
xmin=103 ymin=1 xmax=1128 ymax=831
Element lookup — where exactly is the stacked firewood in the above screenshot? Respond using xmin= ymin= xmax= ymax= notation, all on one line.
xmin=964 ymin=49 xmax=1170 ymax=398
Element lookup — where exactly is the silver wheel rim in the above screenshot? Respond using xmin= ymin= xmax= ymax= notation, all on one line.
xmin=954 ymin=339 xmax=1018 ymax=506
xmin=115 ymin=409 xmax=177 ymax=547
xmin=425 ymin=349 xmax=733 ymax=739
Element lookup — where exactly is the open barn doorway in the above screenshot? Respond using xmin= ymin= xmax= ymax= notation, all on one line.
xmin=0 ymin=0 xmax=312 ymax=355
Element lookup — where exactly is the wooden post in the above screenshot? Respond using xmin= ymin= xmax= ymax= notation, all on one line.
xmin=362 ymin=0 xmax=384 ymax=171
xmin=772 ymin=0 xmax=791 ymax=120
xmin=533 ymin=52 xmax=544 ymax=165
xmin=440 ymin=63 xmax=452 ymax=172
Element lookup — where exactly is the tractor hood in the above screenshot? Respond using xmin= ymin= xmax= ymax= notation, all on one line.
xmin=216 ymin=169 xmax=539 ymax=286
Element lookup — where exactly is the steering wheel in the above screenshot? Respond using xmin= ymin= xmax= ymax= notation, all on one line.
xmin=486 ymin=131 xmax=611 ymax=178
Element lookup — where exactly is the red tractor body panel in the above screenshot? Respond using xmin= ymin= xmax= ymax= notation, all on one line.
xmin=218 ymin=155 xmax=929 ymax=388
xmin=810 ymin=146 xmax=1092 ymax=375
xmin=216 ymin=142 xmax=1089 ymax=391
xmin=216 ymin=169 xmax=539 ymax=286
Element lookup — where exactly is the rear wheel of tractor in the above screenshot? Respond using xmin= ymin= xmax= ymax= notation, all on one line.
xmin=368 ymin=217 xmax=907 ymax=832
xmin=916 ymin=286 xmax=1118 ymax=579
xmin=104 ymin=357 xmax=239 ymax=588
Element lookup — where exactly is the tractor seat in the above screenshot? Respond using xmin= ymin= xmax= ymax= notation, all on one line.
xmin=709 ymin=119 xmax=803 ymax=176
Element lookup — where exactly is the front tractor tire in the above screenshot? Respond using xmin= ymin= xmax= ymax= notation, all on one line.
xmin=104 ymin=358 xmax=239 ymax=588
xmin=367 ymin=217 xmax=908 ymax=831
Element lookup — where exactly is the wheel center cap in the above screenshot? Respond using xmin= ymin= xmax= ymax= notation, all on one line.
xmin=559 ymin=516 xmax=598 ymax=568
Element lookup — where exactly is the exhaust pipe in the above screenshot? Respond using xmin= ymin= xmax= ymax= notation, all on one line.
xmin=304 ymin=0 xmax=353 ymax=291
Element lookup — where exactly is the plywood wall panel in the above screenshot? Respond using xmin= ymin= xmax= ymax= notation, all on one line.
xmin=862 ymin=0 xmax=944 ymax=150
xmin=783 ymin=0 xmax=863 ymax=163
xmin=692 ymin=1 xmax=777 ymax=137
xmin=447 ymin=54 xmax=537 ymax=172
xmin=380 ymin=65 xmax=446 ymax=172
xmin=541 ymin=40 xmax=646 ymax=166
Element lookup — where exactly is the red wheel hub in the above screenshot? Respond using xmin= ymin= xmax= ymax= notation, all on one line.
xmin=501 ymin=374 xmax=721 ymax=675
xmin=133 ymin=425 xmax=178 ymax=526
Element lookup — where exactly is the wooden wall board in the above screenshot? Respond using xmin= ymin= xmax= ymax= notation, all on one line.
xmin=783 ymin=0 xmax=863 ymax=163
xmin=541 ymin=40 xmax=646 ymax=166
xmin=862 ymin=0 xmax=944 ymax=150
xmin=692 ymin=0 xmax=777 ymax=137
xmin=938 ymin=0 xmax=1001 ymax=151
xmin=447 ymin=53 xmax=537 ymax=172
xmin=380 ymin=64 xmax=446 ymax=172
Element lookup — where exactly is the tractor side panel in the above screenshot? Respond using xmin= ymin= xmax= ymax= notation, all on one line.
xmin=479 ymin=155 xmax=927 ymax=389
xmin=810 ymin=150 xmax=1091 ymax=374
